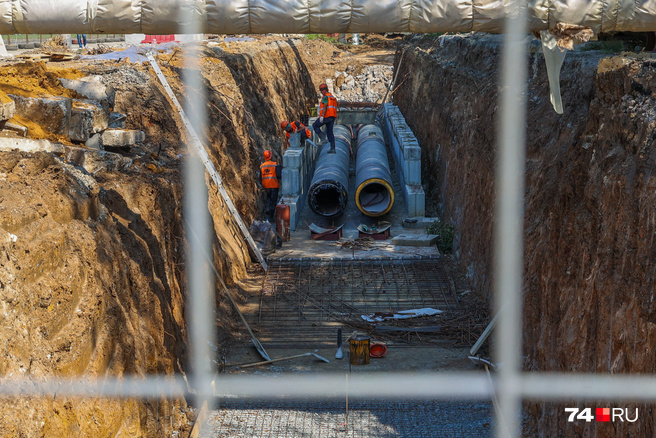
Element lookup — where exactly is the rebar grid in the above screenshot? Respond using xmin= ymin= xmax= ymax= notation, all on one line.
xmin=257 ymin=259 xmax=459 ymax=347
xmin=201 ymin=400 xmax=493 ymax=438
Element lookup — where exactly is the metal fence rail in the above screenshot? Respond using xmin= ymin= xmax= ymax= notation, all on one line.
xmin=1 ymin=1 xmax=653 ymax=437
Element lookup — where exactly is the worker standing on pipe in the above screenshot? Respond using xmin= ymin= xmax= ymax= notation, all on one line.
xmin=312 ymin=83 xmax=338 ymax=154
xmin=259 ymin=150 xmax=282 ymax=222
xmin=281 ymin=120 xmax=311 ymax=149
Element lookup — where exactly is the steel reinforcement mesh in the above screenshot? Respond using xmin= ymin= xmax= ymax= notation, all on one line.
xmin=257 ymin=259 xmax=460 ymax=347
xmin=200 ymin=399 xmax=493 ymax=438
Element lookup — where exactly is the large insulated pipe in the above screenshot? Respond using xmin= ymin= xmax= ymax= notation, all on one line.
xmin=0 ymin=1 xmax=653 ymax=35
xmin=354 ymin=124 xmax=394 ymax=217
xmin=307 ymin=125 xmax=351 ymax=218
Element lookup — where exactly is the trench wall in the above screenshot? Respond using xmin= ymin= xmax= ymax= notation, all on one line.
xmin=0 ymin=39 xmax=315 ymax=437
xmin=393 ymin=33 xmax=656 ymax=436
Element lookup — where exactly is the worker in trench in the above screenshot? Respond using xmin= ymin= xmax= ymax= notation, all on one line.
xmin=259 ymin=150 xmax=282 ymax=222
xmin=312 ymin=83 xmax=338 ymax=154
xmin=280 ymin=120 xmax=311 ymax=149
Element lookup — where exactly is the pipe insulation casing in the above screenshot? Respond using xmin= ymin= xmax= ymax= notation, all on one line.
xmin=355 ymin=124 xmax=395 ymax=217
xmin=1 ymin=0 xmax=656 ymax=34
xmin=308 ymin=124 xmax=351 ymax=218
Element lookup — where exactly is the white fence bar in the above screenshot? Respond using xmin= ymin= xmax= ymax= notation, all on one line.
xmin=495 ymin=0 xmax=528 ymax=436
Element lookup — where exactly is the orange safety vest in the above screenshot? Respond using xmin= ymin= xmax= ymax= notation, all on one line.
xmin=260 ymin=160 xmax=280 ymax=189
xmin=319 ymin=93 xmax=338 ymax=118
xmin=285 ymin=121 xmax=311 ymax=139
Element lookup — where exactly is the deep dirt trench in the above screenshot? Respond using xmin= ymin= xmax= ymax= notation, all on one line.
xmin=0 ymin=36 xmax=398 ymax=437
xmin=394 ymin=33 xmax=656 ymax=437
xmin=1 ymin=31 xmax=655 ymax=437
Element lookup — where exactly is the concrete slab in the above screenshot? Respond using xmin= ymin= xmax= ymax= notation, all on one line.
xmin=0 ymin=137 xmax=63 ymax=153
xmin=62 ymin=146 xmax=133 ymax=173
xmin=392 ymin=233 xmax=439 ymax=247
xmin=68 ymin=99 xmax=109 ymax=142
xmin=59 ymin=76 xmax=116 ymax=109
xmin=101 ymin=129 xmax=145 ymax=147
xmin=0 ymin=91 xmax=15 ymax=121
xmin=9 ymin=94 xmax=71 ymax=135
xmin=85 ymin=133 xmax=102 ymax=150
xmin=402 ymin=217 xmax=440 ymax=229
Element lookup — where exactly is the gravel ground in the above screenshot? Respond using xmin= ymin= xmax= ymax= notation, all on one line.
xmin=199 ymin=399 xmax=493 ymax=438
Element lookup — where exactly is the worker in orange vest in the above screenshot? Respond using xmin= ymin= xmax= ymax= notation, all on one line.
xmin=312 ymin=83 xmax=338 ymax=154
xmin=280 ymin=120 xmax=311 ymax=148
xmin=259 ymin=150 xmax=282 ymax=222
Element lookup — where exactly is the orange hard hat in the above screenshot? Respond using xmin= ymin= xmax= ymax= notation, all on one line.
xmin=319 ymin=83 xmax=328 ymax=91
xmin=263 ymin=150 xmax=272 ymax=161
xmin=280 ymin=121 xmax=289 ymax=129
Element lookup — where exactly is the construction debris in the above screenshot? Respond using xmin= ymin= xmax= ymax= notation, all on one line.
xmin=335 ymin=236 xmax=374 ymax=250
xmin=361 ymin=307 xmax=443 ymax=322
xmin=230 ymin=352 xmax=330 ymax=369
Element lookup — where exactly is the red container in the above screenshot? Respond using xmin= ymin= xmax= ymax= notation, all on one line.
xmin=275 ymin=203 xmax=290 ymax=242
xmin=370 ymin=344 xmax=387 ymax=358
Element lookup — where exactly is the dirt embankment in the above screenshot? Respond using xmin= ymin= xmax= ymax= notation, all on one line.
xmin=394 ymin=33 xmax=656 ymax=436
xmin=0 ymin=37 xmax=321 ymax=437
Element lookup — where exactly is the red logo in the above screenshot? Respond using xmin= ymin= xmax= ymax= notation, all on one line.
xmin=596 ymin=408 xmax=611 ymax=422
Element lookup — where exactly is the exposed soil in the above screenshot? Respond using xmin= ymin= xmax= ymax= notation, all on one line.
xmin=0 ymin=36 xmax=400 ymax=437
xmin=394 ymin=33 xmax=656 ymax=437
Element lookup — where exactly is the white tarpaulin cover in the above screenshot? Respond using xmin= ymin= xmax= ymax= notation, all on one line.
xmin=0 ymin=0 xmax=654 ymax=34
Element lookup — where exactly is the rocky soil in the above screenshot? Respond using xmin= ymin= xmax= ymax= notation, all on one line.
xmin=0 ymin=36 xmax=397 ymax=437
xmin=394 ymin=33 xmax=656 ymax=436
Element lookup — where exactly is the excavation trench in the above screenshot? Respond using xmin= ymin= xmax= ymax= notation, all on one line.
xmin=1 ymin=31 xmax=655 ymax=438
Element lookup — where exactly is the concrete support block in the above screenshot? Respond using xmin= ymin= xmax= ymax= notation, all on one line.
xmin=9 ymin=94 xmax=71 ymax=135
xmin=280 ymin=195 xmax=300 ymax=231
xmin=0 ymin=92 xmax=15 ymax=121
xmin=392 ymin=234 xmax=439 ymax=247
xmin=282 ymin=168 xmax=300 ymax=196
xmin=288 ymin=133 xmax=301 ymax=149
xmin=0 ymin=137 xmax=63 ymax=154
xmin=405 ymin=184 xmax=425 ymax=217
xmin=85 ymin=133 xmax=102 ymax=150
xmin=402 ymin=217 xmax=441 ymax=229
xmin=404 ymin=159 xmax=421 ymax=185
xmin=402 ymin=144 xmax=421 ymax=161
xmin=59 ymin=76 xmax=115 ymax=109
xmin=63 ymin=146 xmax=133 ymax=174
xmin=283 ymin=148 xmax=302 ymax=169
xmin=68 ymin=99 xmax=109 ymax=142
xmin=100 ymin=129 xmax=145 ymax=147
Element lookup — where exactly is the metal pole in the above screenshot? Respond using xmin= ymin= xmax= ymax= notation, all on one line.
xmin=494 ymin=0 xmax=528 ymax=436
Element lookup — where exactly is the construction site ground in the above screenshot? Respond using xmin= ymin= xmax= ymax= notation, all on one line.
xmin=0 ymin=34 xmax=493 ymax=437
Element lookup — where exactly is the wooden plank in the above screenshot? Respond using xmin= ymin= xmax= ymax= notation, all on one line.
xmin=147 ymin=53 xmax=268 ymax=271
xmin=188 ymin=400 xmax=209 ymax=438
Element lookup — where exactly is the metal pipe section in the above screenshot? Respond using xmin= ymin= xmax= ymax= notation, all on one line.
xmin=355 ymin=124 xmax=394 ymax=217
xmin=1 ymin=0 xmax=654 ymax=35
xmin=307 ymin=125 xmax=351 ymax=218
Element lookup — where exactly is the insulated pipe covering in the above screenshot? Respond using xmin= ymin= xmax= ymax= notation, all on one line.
xmin=1 ymin=0 xmax=656 ymax=34
xmin=355 ymin=125 xmax=395 ymax=217
xmin=308 ymin=125 xmax=351 ymax=218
